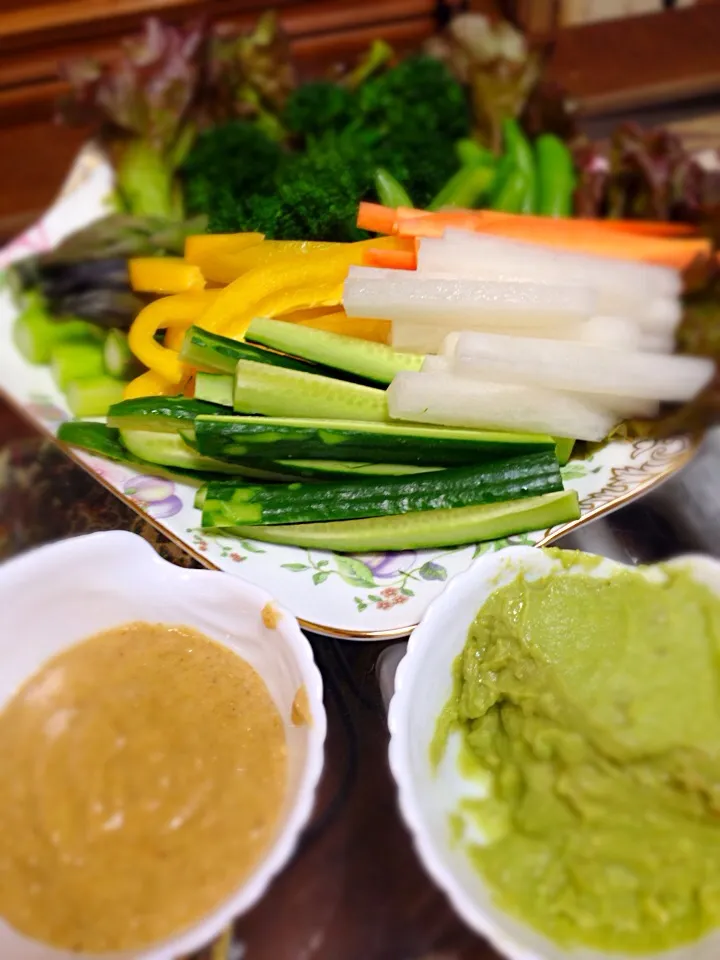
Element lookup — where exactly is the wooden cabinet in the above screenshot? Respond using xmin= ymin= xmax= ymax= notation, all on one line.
xmin=0 ymin=0 xmax=719 ymax=240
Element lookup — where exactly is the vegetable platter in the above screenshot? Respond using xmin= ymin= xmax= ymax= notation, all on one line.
xmin=0 ymin=149 xmax=698 ymax=639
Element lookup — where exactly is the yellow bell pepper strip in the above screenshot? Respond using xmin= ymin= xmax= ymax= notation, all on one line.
xmin=199 ymin=237 xmax=399 ymax=337
xmin=128 ymin=258 xmax=206 ymax=294
xmin=297 ymin=313 xmax=391 ymax=343
xmin=128 ymin=292 xmax=220 ymax=383
xmin=163 ymin=322 xmax=191 ymax=353
xmin=220 ymin=282 xmax=343 ymax=337
xmin=123 ymin=369 xmax=184 ymax=400
xmin=193 ymin=239 xmax=339 ymax=285
xmin=279 ymin=305 xmax=345 ymax=324
xmin=184 ymin=232 xmax=264 ymax=264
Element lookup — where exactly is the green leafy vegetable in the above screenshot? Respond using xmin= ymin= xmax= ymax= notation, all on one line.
xmin=206 ymin=11 xmax=296 ymax=140
xmin=60 ymin=18 xmax=207 ymax=218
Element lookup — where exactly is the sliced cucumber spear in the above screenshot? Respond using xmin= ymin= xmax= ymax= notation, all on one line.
xmin=233 ymin=359 xmax=388 ymax=422
xmin=104 ymin=329 xmax=144 ymax=380
xmin=218 ymin=490 xmax=581 ymax=552
xmin=107 ymin=396 xmax=228 ymax=433
xmin=194 ymin=372 xmax=233 ymax=407
xmin=13 ymin=304 xmax=98 ymax=365
xmin=66 ymin=376 xmax=127 ymax=418
xmin=201 ymin=451 xmax=563 ymax=527
xmin=188 ymin=415 xmax=555 ymax=467
xmin=180 ymin=325 xmax=359 ymax=381
xmin=246 ymin=317 xmax=423 ymax=385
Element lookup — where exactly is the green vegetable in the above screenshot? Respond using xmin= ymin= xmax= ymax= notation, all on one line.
xmin=61 ymin=19 xmax=205 ymax=219
xmin=185 ymin=55 xmax=470 ymax=237
xmin=57 ymin=421 xmax=215 ymax=486
xmin=360 ymin=56 xmax=472 ymax=208
xmin=180 ymin=325 xmax=328 ymax=378
xmin=246 ymin=317 xmax=423 ymax=385
xmin=492 ymin=119 xmax=536 ymax=214
xmin=181 ymin=121 xmax=283 ymax=233
xmin=120 ymin=429 xmax=270 ymax=476
xmin=104 ymin=329 xmax=143 ymax=380
xmin=107 ymin=396 xmax=226 ymax=433
xmin=233 ymin=360 xmax=388 ymax=422
xmin=65 ymin=376 xmax=127 ymax=418
xmin=554 ymin=437 xmax=575 ymax=466
xmin=217 ymin=490 xmax=581 ymax=552
xmin=428 ymin=164 xmax=496 ymax=211
xmin=188 ymin=416 xmax=555 ymax=466
xmin=12 ymin=303 xmax=96 ymax=365
xmin=455 ymin=138 xmax=495 ymax=168
xmin=265 ymin=460 xmax=443 ymax=479
xmin=374 ymin=168 xmax=413 ymax=208
xmin=491 ymin=170 xmax=532 ymax=214
xmin=201 ymin=451 xmax=563 ymax=527
xmin=194 ymin=372 xmax=234 ymax=407
xmin=536 ymin=134 xmax=575 ymax=217
xmin=51 ymin=341 xmax=105 ymax=390
xmin=283 ymin=82 xmax=355 ymax=139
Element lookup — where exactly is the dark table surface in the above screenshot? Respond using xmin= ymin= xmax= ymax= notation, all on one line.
xmin=2 ymin=408 xmax=719 ymax=960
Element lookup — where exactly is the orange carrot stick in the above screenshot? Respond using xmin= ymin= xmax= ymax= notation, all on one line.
xmin=363 ymin=248 xmax=417 ymax=270
xmin=357 ymin=202 xmax=397 ymax=234
xmin=478 ymin=219 xmax=710 ymax=269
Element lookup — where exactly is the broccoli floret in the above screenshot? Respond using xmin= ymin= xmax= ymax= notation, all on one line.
xmin=359 ymin=56 xmax=471 ymax=206
xmin=271 ymin=131 xmax=374 ymax=241
xmin=181 ymin=121 xmax=282 ymax=221
xmin=283 ymin=82 xmax=356 ymax=140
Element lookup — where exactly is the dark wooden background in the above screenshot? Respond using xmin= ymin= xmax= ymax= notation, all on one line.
xmin=0 ymin=0 xmax=719 ymax=241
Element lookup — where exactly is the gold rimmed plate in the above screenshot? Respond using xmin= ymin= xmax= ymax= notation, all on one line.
xmin=0 ymin=148 xmax=699 ymax=640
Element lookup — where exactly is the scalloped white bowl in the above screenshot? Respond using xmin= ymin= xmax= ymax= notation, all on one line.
xmin=0 ymin=531 xmax=326 ymax=960
xmin=388 ymin=545 xmax=720 ymax=960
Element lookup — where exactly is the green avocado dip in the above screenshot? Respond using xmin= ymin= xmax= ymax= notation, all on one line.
xmin=435 ymin=551 xmax=720 ymax=953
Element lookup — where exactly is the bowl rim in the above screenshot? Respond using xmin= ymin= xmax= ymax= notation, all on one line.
xmin=0 ymin=530 xmax=327 ymax=960
xmin=387 ymin=545 xmax=720 ymax=960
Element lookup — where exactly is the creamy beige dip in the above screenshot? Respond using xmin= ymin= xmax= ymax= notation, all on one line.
xmin=0 ymin=622 xmax=287 ymax=953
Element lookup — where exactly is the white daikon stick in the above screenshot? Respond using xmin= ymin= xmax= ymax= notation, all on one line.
xmin=344 ymin=276 xmax=596 ymax=326
xmin=430 ymin=230 xmax=681 ymax=297
xmin=451 ymin=331 xmax=713 ymax=402
xmin=421 ymin=355 xmax=451 ymax=373
xmin=388 ymin=371 xmax=619 ymax=441
xmin=394 ymin=314 xmax=642 ymax=355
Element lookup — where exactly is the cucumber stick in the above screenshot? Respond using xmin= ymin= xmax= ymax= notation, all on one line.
xmin=189 ymin=416 xmax=555 ymax=467
xmin=195 ymin=372 xmax=233 ymax=407
xmin=233 ymin=360 xmax=388 ymax=422
xmin=246 ymin=317 xmax=423 ymax=385
xmin=201 ymin=451 xmax=563 ymax=527
xmin=51 ymin=341 xmax=105 ymax=390
xmin=66 ymin=377 xmax=127 ymax=418
xmin=58 ymin=421 xmax=221 ymax=486
xmin=107 ymin=396 xmax=227 ymax=433
xmin=104 ymin=329 xmax=143 ymax=379
xmin=13 ymin=305 xmax=97 ymax=365
xmin=180 ymin=325 xmax=343 ymax=378
xmin=219 ymin=490 xmax=580 ymax=552
xmin=119 ymin=429 xmax=303 ymax=481
xmin=272 ymin=460 xmax=443 ymax=478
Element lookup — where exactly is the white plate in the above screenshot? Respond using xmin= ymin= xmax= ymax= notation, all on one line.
xmin=0 ymin=146 xmax=698 ymax=640
xmin=0 ymin=530 xmax=326 ymax=960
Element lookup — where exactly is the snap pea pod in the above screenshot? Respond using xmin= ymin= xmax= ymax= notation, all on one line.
xmin=455 ymin=138 xmax=496 ymax=168
xmin=428 ymin=164 xmax=496 ymax=211
xmin=491 ymin=119 xmax=536 ymax=214
xmin=535 ymin=134 xmax=575 ymax=217
xmin=374 ymin=168 xmax=413 ymax=208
